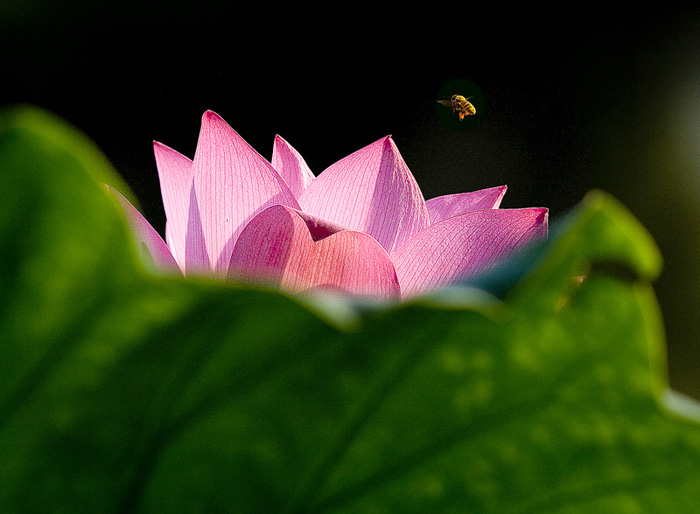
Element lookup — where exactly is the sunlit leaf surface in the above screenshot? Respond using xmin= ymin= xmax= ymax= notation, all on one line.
xmin=1 ymin=105 xmax=700 ymax=513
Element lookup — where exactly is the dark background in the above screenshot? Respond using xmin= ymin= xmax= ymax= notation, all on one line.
xmin=3 ymin=2 xmax=700 ymax=398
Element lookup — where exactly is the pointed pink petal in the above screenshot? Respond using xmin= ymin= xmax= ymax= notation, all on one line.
xmin=192 ymin=111 xmax=300 ymax=274
xmin=391 ymin=208 xmax=548 ymax=298
xmin=153 ymin=141 xmax=193 ymax=271
xmin=228 ymin=205 xmax=400 ymax=299
xmin=298 ymin=136 xmax=430 ymax=254
xmin=105 ymin=185 xmax=180 ymax=274
xmin=271 ymin=135 xmax=315 ymax=198
xmin=426 ymin=185 xmax=508 ymax=225
xmin=183 ymin=186 xmax=212 ymax=276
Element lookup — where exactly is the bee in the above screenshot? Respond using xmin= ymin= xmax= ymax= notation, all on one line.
xmin=437 ymin=94 xmax=476 ymax=120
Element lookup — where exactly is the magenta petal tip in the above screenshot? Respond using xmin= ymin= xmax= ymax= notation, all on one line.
xmin=202 ymin=110 xmax=224 ymax=124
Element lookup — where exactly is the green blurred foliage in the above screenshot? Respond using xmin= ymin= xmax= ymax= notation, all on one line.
xmin=2 ymin=106 xmax=700 ymax=513
xmin=557 ymin=12 xmax=700 ymax=399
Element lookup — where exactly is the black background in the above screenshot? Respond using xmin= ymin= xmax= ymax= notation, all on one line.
xmin=3 ymin=2 xmax=700 ymax=397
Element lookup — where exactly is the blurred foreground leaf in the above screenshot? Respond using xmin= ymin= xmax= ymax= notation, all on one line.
xmin=1 ymin=105 xmax=700 ymax=513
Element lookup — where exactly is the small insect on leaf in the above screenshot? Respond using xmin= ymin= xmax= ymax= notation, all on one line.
xmin=437 ymin=94 xmax=476 ymax=120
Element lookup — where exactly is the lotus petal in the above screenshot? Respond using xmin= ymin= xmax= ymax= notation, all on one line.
xmin=153 ymin=141 xmax=193 ymax=271
xmin=392 ymin=208 xmax=548 ymax=297
xmin=298 ymin=136 xmax=430 ymax=254
xmin=105 ymin=185 xmax=180 ymax=273
xmin=228 ymin=205 xmax=400 ymax=299
xmin=426 ymin=185 xmax=507 ymax=225
xmin=191 ymin=111 xmax=299 ymax=274
xmin=271 ymin=135 xmax=315 ymax=198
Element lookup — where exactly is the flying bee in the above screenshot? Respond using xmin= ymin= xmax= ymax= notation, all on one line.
xmin=437 ymin=94 xmax=476 ymax=120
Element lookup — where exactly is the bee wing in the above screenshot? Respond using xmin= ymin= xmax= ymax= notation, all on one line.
xmin=437 ymin=100 xmax=452 ymax=107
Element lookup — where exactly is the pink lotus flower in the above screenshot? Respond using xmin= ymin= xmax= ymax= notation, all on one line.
xmin=108 ymin=111 xmax=547 ymax=299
